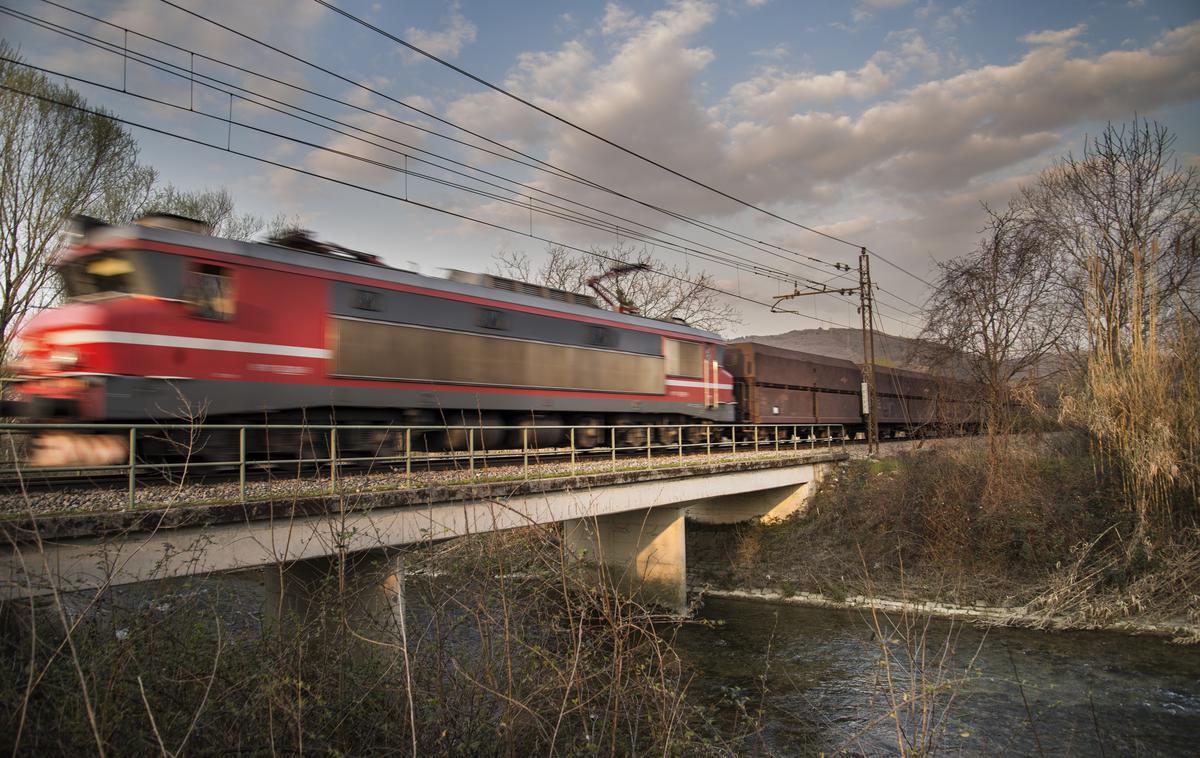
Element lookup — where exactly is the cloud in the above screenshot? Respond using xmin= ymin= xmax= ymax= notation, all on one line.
xmin=874 ymin=132 xmax=1061 ymax=190
xmin=726 ymin=30 xmax=938 ymax=118
xmin=853 ymin=0 xmax=914 ymax=23
xmin=432 ymin=9 xmax=1199 ymax=325
xmin=405 ymin=4 xmax=476 ymax=59
xmin=751 ymin=44 xmax=790 ymax=61
xmin=916 ymin=1 xmax=975 ymax=34
xmin=445 ymin=39 xmax=596 ymax=149
xmin=601 ymin=3 xmax=641 ymax=36
xmin=452 ymin=6 xmax=1199 ymax=215
xmin=1022 ymin=24 xmax=1087 ymax=47
xmin=35 ymin=0 xmax=326 ymax=97
xmin=303 ymin=102 xmax=432 ymax=188
xmin=719 ymin=20 xmax=1200 ymax=196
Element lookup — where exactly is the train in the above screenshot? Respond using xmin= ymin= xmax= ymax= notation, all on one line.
xmin=725 ymin=342 xmax=979 ymax=432
xmin=2 ymin=215 xmax=977 ymax=465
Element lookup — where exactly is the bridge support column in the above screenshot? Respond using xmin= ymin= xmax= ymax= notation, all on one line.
xmin=562 ymin=506 xmax=687 ymax=615
xmin=263 ymin=550 xmax=406 ymax=640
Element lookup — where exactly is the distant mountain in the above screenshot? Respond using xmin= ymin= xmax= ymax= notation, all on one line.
xmin=731 ymin=327 xmax=932 ymax=371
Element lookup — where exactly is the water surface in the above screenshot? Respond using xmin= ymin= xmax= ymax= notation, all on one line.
xmin=675 ymin=597 xmax=1200 ymax=756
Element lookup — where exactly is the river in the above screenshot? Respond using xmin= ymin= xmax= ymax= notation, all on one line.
xmin=673 ymin=597 xmax=1200 ymax=756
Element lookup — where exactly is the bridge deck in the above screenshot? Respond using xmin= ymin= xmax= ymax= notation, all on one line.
xmin=1 ymin=451 xmax=846 ymax=597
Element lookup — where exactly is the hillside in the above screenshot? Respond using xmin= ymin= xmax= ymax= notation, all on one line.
xmin=731 ymin=327 xmax=931 ymax=370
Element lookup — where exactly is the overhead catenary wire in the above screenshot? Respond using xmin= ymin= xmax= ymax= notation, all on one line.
xmin=313 ymin=0 xmax=866 ymax=253
xmin=14 ymin=0 xmax=927 ymax=331
xmin=150 ymin=0 xmax=950 ymax=317
xmin=26 ymin=0 xmax=877 ymax=295
xmin=0 ymin=80 xmax=868 ymax=332
xmin=871 ymin=252 xmax=936 ymax=289
xmin=310 ymin=0 xmax=940 ymax=292
xmin=2 ymin=50 xmax=810 ymax=289
xmin=149 ymin=0 xmax=854 ymax=276
xmin=3 ymin=4 xmax=833 ymax=290
xmin=18 ymin=0 xmax=934 ymax=317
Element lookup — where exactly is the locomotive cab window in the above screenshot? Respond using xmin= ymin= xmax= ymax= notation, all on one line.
xmin=61 ymin=251 xmax=146 ymax=299
xmin=185 ymin=263 xmax=235 ymax=321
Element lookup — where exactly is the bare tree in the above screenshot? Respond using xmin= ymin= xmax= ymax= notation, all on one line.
xmin=493 ymin=244 xmax=739 ymax=333
xmin=0 ymin=45 xmax=155 ymax=365
xmin=921 ymin=205 xmax=1068 ymax=463
xmin=1020 ymin=118 xmax=1200 ymax=360
xmin=139 ymin=185 xmax=265 ymax=241
xmin=139 ymin=185 xmax=301 ymax=242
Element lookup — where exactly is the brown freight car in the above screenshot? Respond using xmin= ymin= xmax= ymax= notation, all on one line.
xmin=724 ymin=342 xmax=863 ymax=427
xmin=726 ymin=341 xmax=984 ymax=437
xmin=871 ymin=365 xmax=936 ymax=428
xmin=869 ymin=364 xmax=983 ymax=433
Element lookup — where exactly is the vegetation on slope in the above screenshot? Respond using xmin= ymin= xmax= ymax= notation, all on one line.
xmin=695 ymin=434 xmax=1199 ymax=638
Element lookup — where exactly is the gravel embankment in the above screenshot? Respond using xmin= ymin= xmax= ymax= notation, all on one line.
xmin=844 ymin=435 xmax=972 ymax=460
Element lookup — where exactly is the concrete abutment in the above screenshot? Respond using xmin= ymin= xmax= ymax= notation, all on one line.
xmin=563 ymin=506 xmax=688 ymax=614
xmin=559 ymin=460 xmax=834 ymax=615
xmin=263 ymin=550 xmax=408 ymax=644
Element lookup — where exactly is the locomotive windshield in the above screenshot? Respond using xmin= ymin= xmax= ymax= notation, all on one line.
xmin=59 ymin=250 xmax=182 ymax=301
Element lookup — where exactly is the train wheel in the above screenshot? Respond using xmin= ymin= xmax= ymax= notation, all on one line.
xmin=192 ymin=429 xmax=239 ymax=463
xmin=511 ymin=414 xmax=565 ymax=449
xmin=572 ymin=416 xmax=604 ymax=449
xmin=655 ymin=419 xmax=679 ymax=446
xmin=438 ymin=411 xmax=505 ymax=451
xmin=614 ymin=423 xmax=646 ymax=449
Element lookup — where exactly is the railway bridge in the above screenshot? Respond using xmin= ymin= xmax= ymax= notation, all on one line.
xmin=0 ymin=431 xmax=846 ymax=619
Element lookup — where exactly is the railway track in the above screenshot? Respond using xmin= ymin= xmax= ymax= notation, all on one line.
xmin=0 ymin=430 xmax=853 ymax=498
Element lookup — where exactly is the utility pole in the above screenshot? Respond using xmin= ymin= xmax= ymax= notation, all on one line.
xmin=768 ymin=250 xmax=880 ymax=454
xmin=858 ymin=247 xmax=879 ymax=455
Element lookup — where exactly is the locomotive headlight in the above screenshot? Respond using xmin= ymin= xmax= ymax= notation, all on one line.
xmin=49 ymin=347 xmax=80 ymax=369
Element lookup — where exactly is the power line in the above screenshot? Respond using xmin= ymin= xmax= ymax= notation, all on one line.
xmin=874 ymin=283 xmax=926 ymax=312
xmin=0 ymin=80 xmax=865 ymax=332
xmin=5 ymin=3 xmax=832 ymax=290
xmin=313 ymin=0 xmax=869 ymax=253
xmin=151 ymin=0 xmax=853 ymax=275
xmin=3 ymin=49 xmax=805 ymax=288
xmin=310 ymin=0 xmax=946 ymax=296
xmin=12 ymin=1 xmax=923 ymax=334
xmin=868 ymin=249 xmax=936 ymax=289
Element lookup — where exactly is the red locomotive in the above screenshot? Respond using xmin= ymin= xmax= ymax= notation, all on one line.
xmin=6 ymin=215 xmax=735 ymax=463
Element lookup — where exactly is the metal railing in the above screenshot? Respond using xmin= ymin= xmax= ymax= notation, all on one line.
xmin=0 ymin=421 xmax=846 ymax=507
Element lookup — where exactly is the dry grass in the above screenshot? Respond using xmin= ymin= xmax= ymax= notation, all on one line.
xmin=713 ymin=435 xmax=1120 ymax=599
xmin=1023 ymin=526 xmax=1200 ymax=641
xmin=1059 ymin=242 xmax=1200 ymax=544
xmin=0 ymin=521 xmax=747 ymax=755
xmin=699 ymin=432 xmax=1199 ymax=634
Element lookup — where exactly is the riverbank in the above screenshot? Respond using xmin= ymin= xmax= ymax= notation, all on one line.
xmin=687 ymin=432 xmax=1200 ymax=643
xmin=694 ymin=587 xmax=1198 ymax=641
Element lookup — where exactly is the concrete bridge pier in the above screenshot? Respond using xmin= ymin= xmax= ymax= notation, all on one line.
xmin=263 ymin=549 xmax=407 ymax=643
xmin=562 ymin=506 xmax=687 ymax=615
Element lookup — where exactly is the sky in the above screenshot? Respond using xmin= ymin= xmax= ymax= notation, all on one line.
xmin=3 ymin=0 xmax=1198 ymax=338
